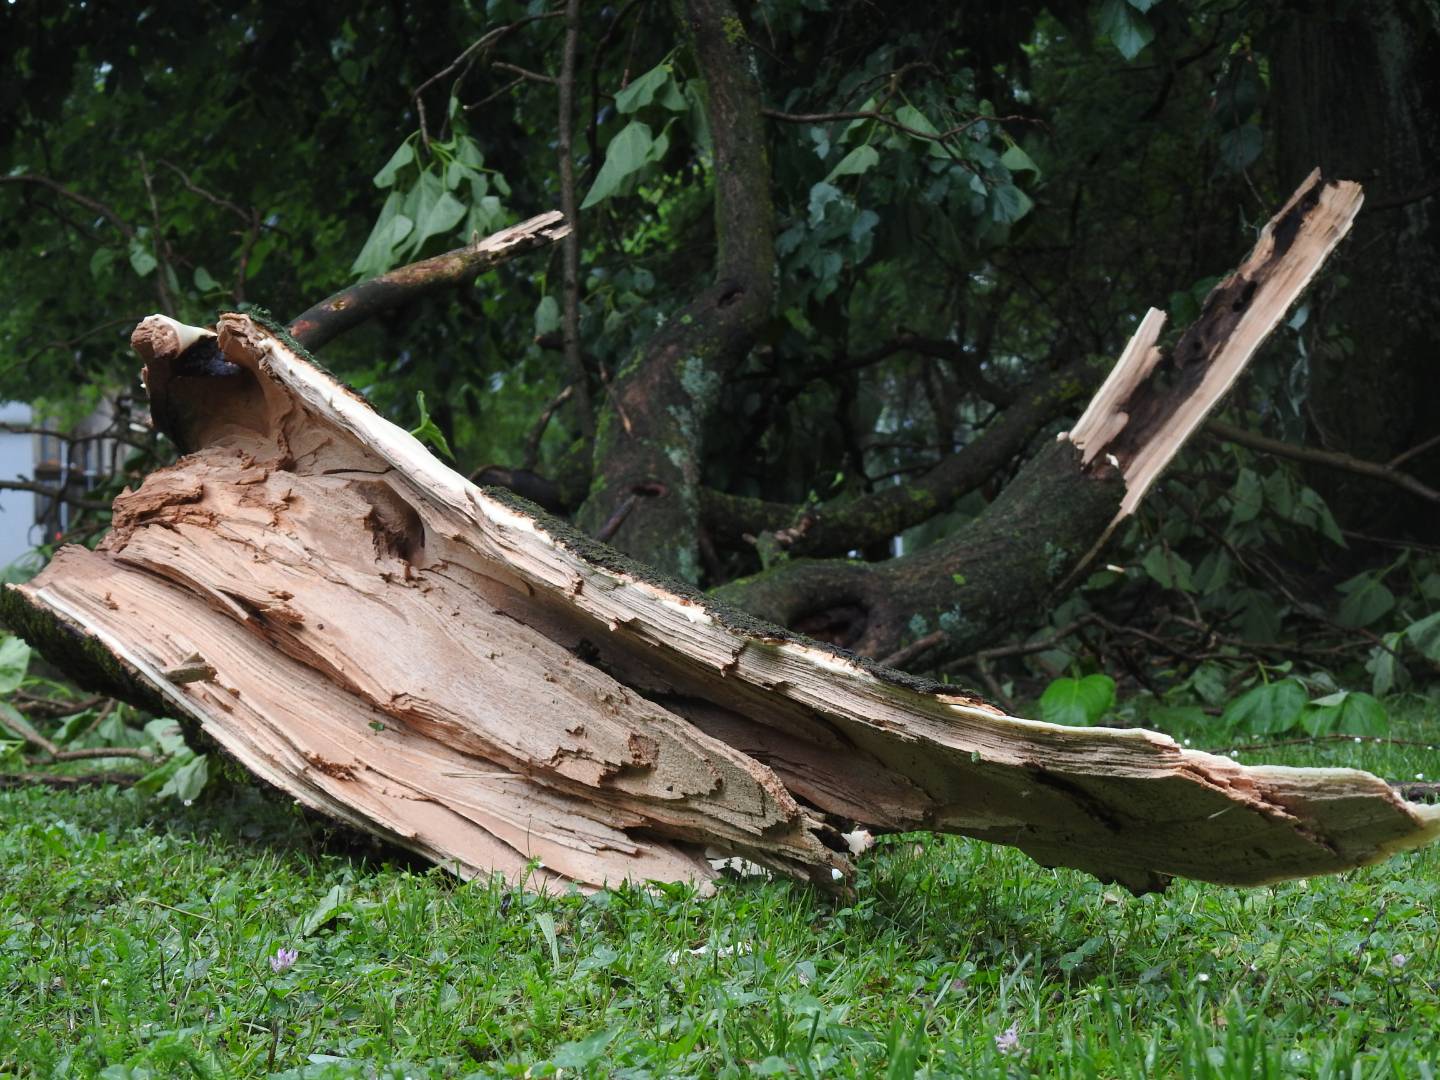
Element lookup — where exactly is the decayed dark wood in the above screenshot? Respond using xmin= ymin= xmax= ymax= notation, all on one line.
xmin=3 ymin=177 xmax=1437 ymax=897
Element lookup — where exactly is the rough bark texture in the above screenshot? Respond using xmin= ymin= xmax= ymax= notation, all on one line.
xmin=718 ymin=172 xmax=1368 ymax=663
xmin=575 ymin=0 xmax=774 ymax=582
xmin=5 ymin=307 xmax=1439 ymax=900
xmin=1272 ymin=0 xmax=1440 ymax=530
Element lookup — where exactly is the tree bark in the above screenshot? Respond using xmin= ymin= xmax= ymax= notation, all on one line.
xmin=574 ymin=0 xmax=775 ymax=582
xmin=1271 ymin=0 xmax=1440 ymax=531
xmin=7 ymin=176 xmax=1438 ymax=899
xmin=720 ymin=172 xmax=1367 ymax=664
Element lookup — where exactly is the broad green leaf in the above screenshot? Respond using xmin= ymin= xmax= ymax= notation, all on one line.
xmin=825 ymin=144 xmax=879 ymax=183
xmin=1000 ymin=144 xmax=1041 ymax=176
xmin=414 ymin=187 xmax=467 ymax=247
xmin=893 ymin=105 xmax=941 ymax=140
xmin=534 ymin=295 xmax=560 ymax=337
xmin=1141 ymin=547 xmax=1194 ymax=592
xmin=192 ymin=265 xmax=220 ymax=293
xmin=1336 ymin=571 xmax=1395 ymax=628
xmin=552 ymin=1028 xmax=615 ymax=1069
xmin=1367 ymin=633 xmax=1405 ymax=697
xmin=143 ymin=717 xmax=188 ymax=755
xmin=373 ymin=140 xmax=415 ymax=188
xmin=1300 ymin=690 xmax=1388 ymax=737
xmin=1404 ymin=611 xmax=1440 ymax=660
xmin=158 ymin=753 xmax=209 ymax=802
xmin=128 ymin=237 xmax=157 ymax=278
xmin=1222 ymin=678 xmax=1307 ymax=735
xmin=0 ymin=636 xmax=31 ymax=693
xmin=990 ymin=182 xmax=1033 ymax=224
xmin=581 ymin=121 xmax=655 ymax=209
xmin=1040 ymin=673 xmax=1116 ymax=726
xmin=1127 ymin=0 xmax=1162 ymax=9
xmin=300 ymin=884 xmax=352 ymax=937
xmin=1097 ymin=0 xmax=1155 ymax=60
xmin=1218 ymin=124 xmax=1264 ymax=172
xmin=1230 ymin=468 xmax=1262 ymax=523
xmin=89 ymin=247 xmax=117 ymax=280
xmin=350 ymin=191 xmax=413 ymax=278
xmin=1192 ymin=549 xmax=1232 ymax=596
xmin=807 ymin=181 xmax=842 ymax=225
xmin=615 ymin=62 xmax=670 ymax=114
xmin=535 ymin=911 xmax=560 ymax=969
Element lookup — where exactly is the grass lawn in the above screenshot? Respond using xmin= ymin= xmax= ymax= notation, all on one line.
xmin=3 ymin=701 xmax=1439 ymax=1078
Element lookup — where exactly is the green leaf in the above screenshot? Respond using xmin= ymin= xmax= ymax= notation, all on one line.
xmin=1218 ymin=124 xmax=1264 ymax=172
xmin=1229 ymin=468 xmax=1262 ymax=523
xmin=1404 ymin=611 xmax=1440 ymax=661
xmin=300 ymin=884 xmax=352 ymax=937
xmin=1336 ymin=571 xmax=1395 ymax=628
xmin=1367 ymin=633 xmax=1405 ymax=697
xmin=1221 ymin=678 xmax=1307 ymax=735
xmin=615 ymin=63 xmax=670 ymax=114
xmin=535 ymin=911 xmax=560 ymax=969
xmin=893 ymin=105 xmax=941 ymax=140
xmin=989 ymin=182 xmax=1033 ymax=224
xmin=581 ymin=120 xmax=655 ymax=209
xmin=351 ymin=191 xmax=414 ymax=278
xmin=0 ymin=636 xmax=31 ymax=694
xmin=413 ymin=186 xmax=467 ymax=247
xmin=1127 ymin=0 xmax=1162 ymax=10
xmin=1300 ymin=690 xmax=1388 ymax=737
xmin=89 ymin=247 xmax=117 ymax=280
xmin=534 ymin=295 xmax=560 ymax=337
xmin=1141 ymin=547 xmax=1194 ymax=592
xmin=128 ymin=237 xmax=157 ymax=278
xmin=158 ymin=753 xmax=209 ymax=803
xmin=552 ymin=1028 xmax=615 ymax=1069
xmin=1040 ymin=673 xmax=1116 ymax=726
xmin=192 ymin=265 xmax=220 ymax=293
xmin=1096 ymin=0 xmax=1155 ymax=60
xmin=408 ymin=391 xmax=455 ymax=461
xmin=373 ymin=140 xmax=415 ymax=188
xmin=1000 ymin=144 xmax=1041 ymax=177
xmin=825 ymin=143 xmax=879 ymax=183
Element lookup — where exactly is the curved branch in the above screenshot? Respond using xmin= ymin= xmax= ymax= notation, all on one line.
xmin=703 ymin=358 xmax=1091 ymax=556
xmin=1206 ymin=418 xmax=1440 ymax=504
xmin=286 ymin=212 xmax=571 ymax=350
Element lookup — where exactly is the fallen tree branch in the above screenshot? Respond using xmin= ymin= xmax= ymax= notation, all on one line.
xmin=0 ymin=771 xmax=141 ymax=790
xmin=286 ymin=212 xmax=571 ymax=350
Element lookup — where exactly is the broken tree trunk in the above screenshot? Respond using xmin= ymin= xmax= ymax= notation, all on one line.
xmin=4 ymin=173 xmax=1438 ymax=897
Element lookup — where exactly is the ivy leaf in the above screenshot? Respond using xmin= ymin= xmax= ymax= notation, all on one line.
xmin=1229 ymin=467 xmax=1263 ymax=524
xmin=1040 ymin=673 xmax=1116 ymax=726
xmin=1096 ymin=0 xmax=1155 ymax=61
xmin=582 ymin=121 xmax=654 ymax=209
xmin=0 ymin=636 xmax=32 ymax=694
xmin=989 ymin=182 xmax=1033 ymax=224
xmin=615 ymin=62 xmax=670 ymax=114
xmin=825 ymin=144 xmax=879 ymax=183
xmin=1222 ymin=678 xmax=1307 ymax=735
xmin=1300 ymin=690 xmax=1388 ymax=737
xmin=373 ymin=140 xmax=415 ymax=188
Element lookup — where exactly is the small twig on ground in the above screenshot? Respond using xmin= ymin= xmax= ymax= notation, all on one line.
xmin=0 ymin=771 xmax=141 ymax=790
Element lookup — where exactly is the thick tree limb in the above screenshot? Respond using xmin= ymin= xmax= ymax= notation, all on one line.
xmin=718 ymin=172 xmax=1368 ymax=664
xmin=5 ymin=305 xmax=1438 ymax=899
xmin=575 ymin=0 xmax=775 ymax=580
xmin=701 ymin=357 xmax=1090 ymax=556
xmin=286 ymin=212 xmax=571 ymax=351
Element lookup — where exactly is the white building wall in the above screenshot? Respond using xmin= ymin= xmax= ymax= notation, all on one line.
xmin=0 ymin=402 xmax=36 ymax=571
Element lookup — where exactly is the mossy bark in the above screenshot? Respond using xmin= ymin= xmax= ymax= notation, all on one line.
xmin=715 ymin=441 xmax=1122 ymax=661
xmin=575 ymin=0 xmax=773 ymax=581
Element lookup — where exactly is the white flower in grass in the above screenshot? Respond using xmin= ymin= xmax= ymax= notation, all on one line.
xmin=269 ymin=947 xmax=298 ymax=973
xmin=994 ymin=1022 xmax=1022 ymax=1055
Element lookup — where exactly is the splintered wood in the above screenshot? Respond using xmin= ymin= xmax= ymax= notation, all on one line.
xmin=6 ymin=175 xmax=1439 ymax=897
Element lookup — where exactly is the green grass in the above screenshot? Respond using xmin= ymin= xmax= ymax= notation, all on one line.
xmin=3 ymin=700 xmax=1440 ymax=1078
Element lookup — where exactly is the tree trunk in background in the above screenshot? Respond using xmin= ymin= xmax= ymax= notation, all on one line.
xmin=1272 ymin=0 xmax=1440 ymax=532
